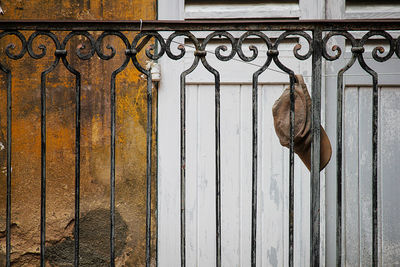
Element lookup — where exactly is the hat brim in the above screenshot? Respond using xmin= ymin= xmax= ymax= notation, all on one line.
xmin=296 ymin=126 xmax=332 ymax=171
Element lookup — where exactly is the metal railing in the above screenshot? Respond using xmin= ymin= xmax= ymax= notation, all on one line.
xmin=1 ymin=19 xmax=400 ymax=266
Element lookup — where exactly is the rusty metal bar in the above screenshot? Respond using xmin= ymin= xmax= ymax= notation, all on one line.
xmin=179 ymin=52 xmax=200 ymax=266
xmin=110 ymin=69 xmax=116 ymax=267
xmin=146 ymin=73 xmax=154 ymax=267
xmin=372 ymin=75 xmax=379 ymax=267
xmin=310 ymin=27 xmax=322 ymax=267
xmin=2 ymin=19 xmax=400 ymax=31
xmin=180 ymin=73 xmax=187 ymax=267
xmin=251 ymin=59 xmax=259 ymax=267
xmin=74 ymin=73 xmax=81 ymax=267
xmin=289 ymin=76 xmax=295 ymax=267
xmin=5 ymin=67 xmax=11 ymax=267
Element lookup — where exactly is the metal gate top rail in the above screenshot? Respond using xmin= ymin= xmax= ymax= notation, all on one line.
xmin=1 ymin=19 xmax=400 ymax=31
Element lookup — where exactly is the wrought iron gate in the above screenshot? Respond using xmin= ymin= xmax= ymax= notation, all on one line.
xmin=1 ymin=20 xmax=400 ymax=266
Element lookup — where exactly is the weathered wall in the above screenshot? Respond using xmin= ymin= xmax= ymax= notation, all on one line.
xmin=0 ymin=1 xmax=157 ymax=266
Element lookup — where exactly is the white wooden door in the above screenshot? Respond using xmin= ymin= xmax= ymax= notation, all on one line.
xmin=157 ymin=0 xmax=400 ymax=266
xmin=324 ymin=1 xmax=400 ymax=265
xmin=158 ymin=36 xmax=313 ymax=266
xmin=157 ymin=1 xmax=322 ymax=266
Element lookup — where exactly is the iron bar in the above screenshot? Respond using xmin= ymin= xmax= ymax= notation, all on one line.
xmin=74 ymin=74 xmax=81 ymax=267
xmin=155 ymin=80 xmax=159 ymax=267
xmin=310 ymin=28 xmax=322 ymax=267
xmin=110 ymin=71 xmax=116 ymax=267
xmin=99 ymin=31 xmax=131 ymax=267
xmin=180 ymin=73 xmax=186 ymax=267
xmin=146 ymin=73 xmax=153 ymax=267
xmin=270 ymin=30 xmax=312 ymax=267
xmin=6 ymin=69 xmax=11 ymax=267
xmin=336 ymin=73 xmax=343 ymax=267
xmin=251 ymin=63 xmax=258 ymax=267
xmin=0 ymin=30 xmax=26 ymax=267
xmin=355 ymin=35 xmax=380 ymax=265
xmin=2 ymin=19 xmax=400 ymax=31
xmin=336 ymin=54 xmax=357 ymax=267
xmin=39 ymin=60 xmax=60 ymax=267
xmin=40 ymin=72 xmax=46 ymax=267
xmin=178 ymin=43 xmax=200 ymax=266
xmin=199 ymin=50 xmax=222 ymax=267
xmin=214 ymin=70 xmax=222 ymax=267
xmin=289 ymin=77 xmax=295 ymax=267
xmin=60 ymin=31 xmax=96 ymax=267
xmin=372 ymin=76 xmax=379 ymax=267
xmin=239 ymin=31 xmax=274 ymax=266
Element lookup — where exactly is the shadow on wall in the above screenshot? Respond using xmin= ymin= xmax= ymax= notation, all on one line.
xmin=46 ymin=208 xmax=128 ymax=267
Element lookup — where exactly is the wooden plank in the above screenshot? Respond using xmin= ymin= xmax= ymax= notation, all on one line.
xmin=343 ymin=86 xmax=360 ymax=266
xmin=238 ymin=84 xmax=253 ymax=267
xmin=186 ymin=84 xmax=200 ymax=267
xmin=220 ymin=84 xmax=243 ymax=266
xmin=259 ymin=83 xmax=287 ymax=267
xmin=379 ymin=87 xmax=400 ymax=266
xmin=358 ymin=86 xmax=373 ymax=266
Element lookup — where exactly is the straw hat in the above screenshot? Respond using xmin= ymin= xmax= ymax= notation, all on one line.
xmin=272 ymin=75 xmax=332 ymax=171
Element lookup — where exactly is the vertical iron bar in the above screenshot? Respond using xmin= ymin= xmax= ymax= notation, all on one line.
xmin=180 ymin=55 xmax=199 ymax=267
xmin=155 ymin=81 xmax=159 ymax=267
xmin=215 ymin=74 xmax=221 ymax=267
xmin=146 ymin=74 xmax=153 ymax=267
xmin=372 ymin=76 xmax=378 ymax=267
xmin=358 ymin=52 xmax=378 ymax=266
xmin=289 ymin=77 xmax=295 ymax=267
xmin=74 ymin=74 xmax=81 ymax=267
xmin=251 ymin=72 xmax=258 ymax=267
xmin=336 ymin=74 xmax=344 ymax=267
xmin=40 ymin=72 xmax=47 ymax=267
xmin=110 ymin=73 xmax=116 ymax=267
xmin=251 ymin=52 xmax=273 ymax=266
xmin=336 ymin=52 xmax=356 ymax=267
xmin=180 ymin=73 xmax=186 ymax=267
xmin=310 ymin=28 xmax=322 ymax=267
xmin=6 ymin=70 xmax=11 ymax=267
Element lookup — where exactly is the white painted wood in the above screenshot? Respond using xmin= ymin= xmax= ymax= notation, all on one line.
xmin=182 ymin=82 xmax=310 ymax=266
xmin=157 ymin=18 xmax=316 ymax=266
xmin=185 ymin=3 xmax=300 ymax=19
xmin=358 ymin=87 xmax=373 ymax=267
xmin=379 ymin=87 xmax=400 ymax=266
xmin=157 ymin=2 xmax=185 ymax=266
xmin=158 ymin=0 xmax=184 ymax=19
xmin=326 ymin=0 xmax=400 ymax=19
xmin=343 ymin=86 xmax=360 ymax=266
xmin=158 ymin=1 xmax=400 ymax=267
xmin=326 ymin=0 xmax=345 ymax=19
xmin=340 ymin=85 xmax=400 ymax=266
xmin=157 ymin=48 xmax=183 ymax=267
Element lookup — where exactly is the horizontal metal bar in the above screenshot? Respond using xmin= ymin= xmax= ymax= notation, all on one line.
xmin=2 ymin=19 xmax=400 ymax=31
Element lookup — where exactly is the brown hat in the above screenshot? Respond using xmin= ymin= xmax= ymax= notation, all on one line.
xmin=272 ymin=75 xmax=332 ymax=171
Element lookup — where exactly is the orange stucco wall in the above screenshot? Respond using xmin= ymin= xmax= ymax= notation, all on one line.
xmin=0 ymin=1 xmax=157 ymax=266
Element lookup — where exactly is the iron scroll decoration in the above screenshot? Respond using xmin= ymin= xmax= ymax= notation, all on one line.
xmin=0 ymin=28 xmax=399 ymax=266
xmin=2 ymin=29 xmax=400 ymax=75
xmin=2 ymin=30 xmax=400 ymax=73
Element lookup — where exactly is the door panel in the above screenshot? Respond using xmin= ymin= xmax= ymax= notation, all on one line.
xmin=342 ymin=86 xmax=400 ymax=266
xmin=182 ymin=83 xmax=310 ymax=266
